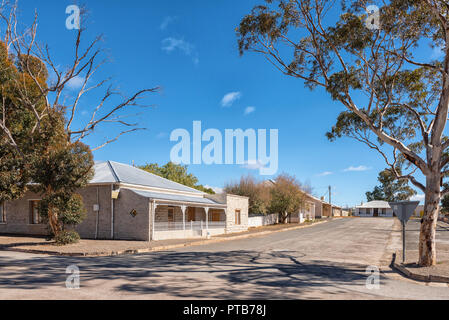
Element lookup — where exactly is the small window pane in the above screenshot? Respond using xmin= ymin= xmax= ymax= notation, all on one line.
xmin=0 ymin=202 xmax=5 ymax=223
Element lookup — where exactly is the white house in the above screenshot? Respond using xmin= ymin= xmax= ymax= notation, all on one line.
xmin=354 ymin=201 xmax=394 ymax=217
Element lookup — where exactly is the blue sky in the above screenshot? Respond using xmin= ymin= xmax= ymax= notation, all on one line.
xmin=16 ymin=0 xmax=426 ymax=207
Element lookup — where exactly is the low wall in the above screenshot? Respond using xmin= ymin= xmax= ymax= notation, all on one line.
xmin=248 ymin=214 xmax=279 ymax=228
xmin=153 ymin=228 xmax=226 ymax=241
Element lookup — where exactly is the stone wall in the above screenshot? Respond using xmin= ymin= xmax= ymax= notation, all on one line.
xmin=0 ymin=190 xmax=48 ymax=236
xmin=76 ymin=185 xmax=112 ymax=239
xmin=225 ymin=194 xmax=249 ymax=233
xmin=113 ymin=188 xmax=150 ymax=241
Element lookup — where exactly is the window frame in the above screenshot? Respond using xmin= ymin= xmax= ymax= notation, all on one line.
xmin=0 ymin=201 xmax=5 ymax=223
xmin=235 ymin=209 xmax=241 ymax=225
xmin=29 ymin=200 xmax=42 ymax=225
xmin=167 ymin=207 xmax=175 ymax=223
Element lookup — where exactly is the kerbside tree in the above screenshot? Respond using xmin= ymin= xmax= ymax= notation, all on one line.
xmin=237 ymin=0 xmax=449 ymax=266
xmin=268 ymin=174 xmax=305 ymax=223
xmin=0 ymin=3 xmax=157 ymax=242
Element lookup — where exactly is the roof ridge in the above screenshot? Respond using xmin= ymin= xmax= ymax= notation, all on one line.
xmin=107 ymin=160 xmax=120 ymax=183
xmin=109 ymin=160 xmax=204 ymax=194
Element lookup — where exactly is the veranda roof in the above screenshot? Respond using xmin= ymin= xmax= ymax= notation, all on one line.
xmin=130 ymin=189 xmax=226 ymax=207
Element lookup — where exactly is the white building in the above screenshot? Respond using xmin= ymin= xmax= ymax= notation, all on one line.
xmin=354 ymin=201 xmax=394 ymax=217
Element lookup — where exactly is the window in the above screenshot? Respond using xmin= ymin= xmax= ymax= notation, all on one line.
xmin=235 ymin=209 xmax=241 ymax=225
xmin=209 ymin=209 xmax=221 ymax=222
xmin=0 ymin=201 xmax=5 ymax=223
xmin=29 ymin=200 xmax=41 ymax=224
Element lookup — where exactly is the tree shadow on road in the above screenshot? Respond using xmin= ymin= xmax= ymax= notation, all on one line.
xmin=0 ymin=249 xmax=374 ymax=299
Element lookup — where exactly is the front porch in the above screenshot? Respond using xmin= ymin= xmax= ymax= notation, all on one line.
xmin=152 ymin=204 xmax=227 ymax=241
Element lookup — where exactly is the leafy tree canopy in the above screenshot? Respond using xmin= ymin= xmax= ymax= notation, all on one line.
xmin=366 ymin=168 xmax=417 ymax=202
xmin=139 ymin=162 xmax=215 ymax=194
xmin=268 ymin=174 xmax=305 ymax=223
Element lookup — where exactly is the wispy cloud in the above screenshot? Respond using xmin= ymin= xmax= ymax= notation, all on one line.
xmin=241 ymin=160 xmax=266 ymax=170
xmin=156 ymin=132 xmax=167 ymax=139
xmin=66 ymin=75 xmax=85 ymax=90
xmin=160 ymin=16 xmax=177 ymax=30
xmin=343 ymin=165 xmax=371 ymax=172
xmin=221 ymin=92 xmax=241 ymax=107
xmin=161 ymin=37 xmax=199 ymax=65
xmin=317 ymin=171 xmax=333 ymax=177
xmin=431 ymin=45 xmax=444 ymax=59
xmin=204 ymin=185 xmax=223 ymax=194
xmin=244 ymin=106 xmax=255 ymax=115
xmin=410 ymin=194 xmax=425 ymax=203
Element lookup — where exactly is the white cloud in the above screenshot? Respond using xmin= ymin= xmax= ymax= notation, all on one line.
xmin=204 ymin=185 xmax=223 ymax=194
xmin=241 ymin=160 xmax=266 ymax=170
xmin=156 ymin=132 xmax=167 ymax=139
xmin=317 ymin=171 xmax=333 ymax=177
xmin=66 ymin=75 xmax=85 ymax=90
xmin=431 ymin=45 xmax=444 ymax=59
xmin=244 ymin=106 xmax=255 ymax=115
xmin=161 ymin=37 xmax=199 ymax=65
xmin=410 ymin=194 xmax=425 ymax=203
xmin=221 ymin=92 xmax=241 ymax=107
xmin=160 ymin=16 xmax=177 ymax=30
xmin=343 ymin=165 xmax=371 ymax=172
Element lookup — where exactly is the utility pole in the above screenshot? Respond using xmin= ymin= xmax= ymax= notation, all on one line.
xmin=328 ymin=185 xmax=332 ymax=205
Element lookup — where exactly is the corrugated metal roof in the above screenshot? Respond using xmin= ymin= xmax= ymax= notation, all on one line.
xmin=356 ymin=200 xmax=391 ymax=209
xmin=90 ymin=161 xmax=203 ymax=194
xmin=130 ymin=189 xmax=225 ymax=206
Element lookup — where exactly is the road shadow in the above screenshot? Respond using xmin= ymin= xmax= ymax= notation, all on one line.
xmin=0 ymin=250 xmax=371 ymax=299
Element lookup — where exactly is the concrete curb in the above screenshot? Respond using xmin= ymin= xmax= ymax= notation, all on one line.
xmin=391 ymin=251 xmax=449 ymax=284
xmin=0 ymin=219 xmax=330 ymax=257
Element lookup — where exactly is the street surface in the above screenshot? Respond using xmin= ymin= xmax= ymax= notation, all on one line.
xmin=1 ymin=218 xmax=449 ymax=299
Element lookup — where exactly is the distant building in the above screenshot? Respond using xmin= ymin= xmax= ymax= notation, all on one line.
xmin=414 ymin=204 xmax=424 ymax=217
xmin=354 ymin=201 xmax=394 ymax=217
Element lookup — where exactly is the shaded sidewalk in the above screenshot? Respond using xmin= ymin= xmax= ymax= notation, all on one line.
xmin=0 ymin=219 xmax=329 ymax=257
xmin=392 ymin=219 xmax=449 ymax=283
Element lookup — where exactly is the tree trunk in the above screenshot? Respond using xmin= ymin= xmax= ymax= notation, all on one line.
xmin=47 ymin=206 xmax=60 ymax=237
xmin=419 ymin=175 xmax=440 ymax=266
xmin=278 ymin=212 xmax=289 ymax=224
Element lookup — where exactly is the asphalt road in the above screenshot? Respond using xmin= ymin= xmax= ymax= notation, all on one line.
xmin=1 ymin=218 xmax=449 ymax=299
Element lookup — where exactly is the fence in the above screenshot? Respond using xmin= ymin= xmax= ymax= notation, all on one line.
xmin=248 ymin=213 xmax=279 ymax=228
xmin=154 ymin=221 xmax=226 ymax=232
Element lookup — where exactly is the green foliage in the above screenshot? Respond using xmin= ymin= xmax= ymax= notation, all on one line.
xmin=441 ymin=195 xmax=449 ymax=214
xmin=139 ymin=162 xmax=215 ymax=194
xmin=54 ymin=230 xmax=80 ymax=245
xmin=236 ymin=0 xmax=444 ymax=174
xmin=39 ymin=193 xmax=87 ymax=227
xmin=0 ymin=40 xmax=50 ymax=203
xmin=366 ymin=168 xmax=416 ymax=202
xmin=31 ymin=140 xmax=94 ymax=195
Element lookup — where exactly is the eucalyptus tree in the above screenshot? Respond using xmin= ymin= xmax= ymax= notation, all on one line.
xmin=366 ymin=168 xmax=417 ymax=202
xmin=237 ymin=0 xmax=449 ymax=266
